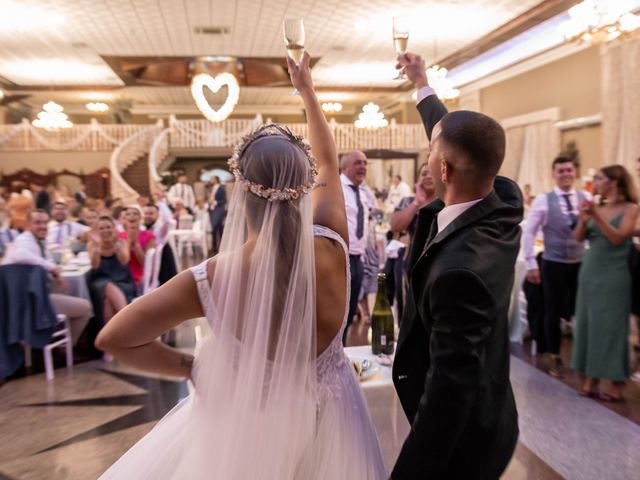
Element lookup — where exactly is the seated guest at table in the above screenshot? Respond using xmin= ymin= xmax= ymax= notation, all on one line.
xmin=118 ymin=206 xmax=156 ymax=290
xmin=3 ymin=209 xmax=92 ymax=345
xmin=47 ymin=201 xmax=90 ymax=249
xmin=0 ymin=226 xmax=19 ymax=258
xmin=87 ymin=216 xmax=137 ymax=330
xmin=78 ymin=208 xmax=100 ymax=245
xmin=8 ymin=181 xmax=33 ymax=232
xmin=572 ymin=165 xmax=639 ymax=401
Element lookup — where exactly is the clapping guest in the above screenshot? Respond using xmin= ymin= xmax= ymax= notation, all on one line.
xmin=118 ymin=207 xmax=156 ymax=290
xmin=87 ymin=216 xmax=137 ymax=332
xmin=572 ymin=165 xmax=639 ymax=401
xmin=78 ymin=208 xmax=101 ymax=245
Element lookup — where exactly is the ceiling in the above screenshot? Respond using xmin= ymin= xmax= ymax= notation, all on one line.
xmin=0 ymin=0 xmax=562 ymax=118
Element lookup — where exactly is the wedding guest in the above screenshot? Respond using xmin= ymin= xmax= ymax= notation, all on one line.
xmin=631 ymin=157 xmax=640 ymax=383
xmin=572 ymin=165 xmax=639 ymax=401
xmin=523 ymin=156 xmax=591 ymax=377
xmin=3 ymin=209 xmax=92 ymax=345
xmin=78 ymin=208 xmax=101 ymax=244
xmin=168 ymin=175 xmax=195 ymax=213
xmin=357 ymin=184 xmax=380 ymax=323
xmin=0 ymin=226 xmax=18 ymax=258
xmin=32 ymin=182 xmax=51 ymax=214
xmin=87 ymin=216 xmax=136 ymax=331
xmin=74 ymin=184 xmax=87 ymax=206
xmin=142 ymin=195 xmax=177 ymax=285
xmin=340 ymin=150 xmax=371 ymax=344
xmin=385 ymin=174 xmax=413 ymax=212
xmin=118 ymin=206 xmax=156 ymax=290
xmin=7 ymin=181 xmax=33 ymax=231
xmin=208 ymin=176 xmax=227 ymax=253
xmin=46 ymin=201 xmax=90 ymax=249
xmin=388 ymin=163 xmax=437 ymax=319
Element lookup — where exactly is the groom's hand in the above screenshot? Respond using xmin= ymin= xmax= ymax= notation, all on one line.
xmin=396 ymin=53 xmax=428 ymax=89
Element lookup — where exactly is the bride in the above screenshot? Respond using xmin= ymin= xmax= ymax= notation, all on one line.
xmin=96 ymin=52 xmax=387 ymax=479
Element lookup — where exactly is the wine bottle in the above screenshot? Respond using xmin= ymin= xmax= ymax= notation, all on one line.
xmin=371 ymin=273 xmax=395 ymax=355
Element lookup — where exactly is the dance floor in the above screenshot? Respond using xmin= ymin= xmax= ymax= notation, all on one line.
xmin=1 ymin=316 xmax=639 ymax=479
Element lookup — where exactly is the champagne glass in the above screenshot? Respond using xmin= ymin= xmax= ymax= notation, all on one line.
xmin=283 ymin=18 xmax=305 ymax=96
xmin=392 ymin=16 xmax=409 ymax=80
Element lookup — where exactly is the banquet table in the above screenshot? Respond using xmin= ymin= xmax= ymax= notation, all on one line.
xmin=52 ymin=264 xmax=92 ymax=302
xmin=344 ymin=345 xmax=410 ymax=469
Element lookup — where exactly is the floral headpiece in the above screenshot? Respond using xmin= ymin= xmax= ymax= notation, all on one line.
xmin=228 ymin=124 xmax=318 ymax=202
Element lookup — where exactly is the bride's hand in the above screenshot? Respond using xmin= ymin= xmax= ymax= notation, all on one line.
xmin=287 ymin=52 xmax=313 ymax=94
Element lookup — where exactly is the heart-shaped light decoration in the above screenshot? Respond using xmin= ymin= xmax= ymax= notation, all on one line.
xmin=191 ymin=72 xmax=240 ymax=122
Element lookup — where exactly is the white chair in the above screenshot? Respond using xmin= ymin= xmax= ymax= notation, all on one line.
xmin=23 ymin=314 xmax=73 ymax=380
xmin=177 ymin=220 xmax=208 ymax=259
xmin=142 ymin=247 xmax=163 ymax=294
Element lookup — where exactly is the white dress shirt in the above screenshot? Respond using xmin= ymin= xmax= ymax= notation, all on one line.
xmin=416 ymin=86 xmax=437 ymax=103
xmin=46 ymin=220 xmax=90 ymax=248
xmin=168 ymin=183 xmax=196 ymax=210
xmin=437 ymin=198 xmax=484 ymax=234
xmin=2 ymin=231 xmax=57 ymax=272
xmin=340 ymin=174 xmax=370 ymax=256
xmin=522 ymin=187 xmax=592 ymax=270
xmin=144 ymin=200 xmax=172 ymax=245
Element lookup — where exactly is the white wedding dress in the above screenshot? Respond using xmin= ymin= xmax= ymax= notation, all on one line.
xmin=98 ymin=225 xmax=387 ymax=479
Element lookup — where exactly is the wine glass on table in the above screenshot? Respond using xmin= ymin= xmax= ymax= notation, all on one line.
xmin=283 ymin=18 xmax=305 ymax=96
xmin=392 ymin=16 xmax=409 ymax=80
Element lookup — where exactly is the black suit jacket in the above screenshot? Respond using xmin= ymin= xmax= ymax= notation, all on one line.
xmin=392 ymin=95 xmax=522 ymax=479
xmin=210 ymin=185 xmax=227 ymax=211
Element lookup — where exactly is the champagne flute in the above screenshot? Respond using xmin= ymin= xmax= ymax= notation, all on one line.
xmin=283 ymin=18 xmax=305 ymax=96
xmin=392 ymin=16 xmax=409 ymax=80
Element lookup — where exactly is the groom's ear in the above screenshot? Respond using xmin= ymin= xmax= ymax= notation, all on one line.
xmin=440 ymin=156 xmax=450 ymax=184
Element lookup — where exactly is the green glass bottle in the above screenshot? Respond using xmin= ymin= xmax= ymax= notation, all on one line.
xmin=371 ymin=273 xmax=395 ymax=355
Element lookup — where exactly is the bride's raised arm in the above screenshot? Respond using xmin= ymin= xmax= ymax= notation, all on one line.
xmin=287 ymin=53 xmax=348 ymax=244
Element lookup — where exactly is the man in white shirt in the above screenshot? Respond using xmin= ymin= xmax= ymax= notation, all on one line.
xmin=47 ymin=201 xmax=89 ymax=249
xmin=168 ymin=175 xmax=196 ymax=213
xmin=142 ymin=193 xmax=178 ymax=285
xmin=340 ymin=151 xmax=370 ymax=345
xmin=3 ymin=210 xmax=92 ymax=346
xmin=523 ymin=157 xmax=590 ymax=377
xmin=386 ymin=175 xmax=413 ymax=212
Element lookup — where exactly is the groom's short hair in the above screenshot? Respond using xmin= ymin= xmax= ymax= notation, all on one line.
xmin=439 ymin=111 xmax=505 ymax=179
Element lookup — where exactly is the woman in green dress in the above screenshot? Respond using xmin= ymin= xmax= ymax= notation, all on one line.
xmin=572 ymin=165 xmax=639 ymax=401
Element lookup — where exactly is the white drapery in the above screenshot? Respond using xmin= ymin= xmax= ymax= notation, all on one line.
xmin=600 ymin=38 xmax=640 ymax=172
xmin=501 ymin=108 xmax=561 ymax=197
xmin=365 ymin=158 xmax=416 ymax=193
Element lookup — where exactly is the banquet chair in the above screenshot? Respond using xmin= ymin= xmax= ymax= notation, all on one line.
xmin=176 ymin=220 xmax=208 ymax=259
xmin=142 ymin=247 xmax=163 ymax=295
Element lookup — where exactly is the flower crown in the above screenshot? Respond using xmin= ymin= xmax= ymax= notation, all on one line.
xmin=228 ymin=124 xmax=318 ymax=202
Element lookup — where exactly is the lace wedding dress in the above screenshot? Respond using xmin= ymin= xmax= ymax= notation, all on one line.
xmin=98 ymin=225 xmax=387 ymax=479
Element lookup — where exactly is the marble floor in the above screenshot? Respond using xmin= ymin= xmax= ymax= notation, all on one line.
xmin=2 ymin=319 xmax=639 ymax=479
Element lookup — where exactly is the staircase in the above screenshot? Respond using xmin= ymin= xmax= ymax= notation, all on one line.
xmin=110 ymin=122 xmax=163 ymax=205
xmin=121 ymin=153 xmax=152 ymax=198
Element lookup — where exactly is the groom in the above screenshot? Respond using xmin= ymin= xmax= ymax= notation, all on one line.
xmin=391 ymin=53 xmax=522 ymax=479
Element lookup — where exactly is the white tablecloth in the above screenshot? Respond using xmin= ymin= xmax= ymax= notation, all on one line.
xmin=55 ymin=265 xmax=91 ymax=302
xmin=344 ymin=346 xmax=410 ymax=469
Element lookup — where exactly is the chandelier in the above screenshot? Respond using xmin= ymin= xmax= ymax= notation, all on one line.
xmin=322 ymin=102 xmax=343 ymax=113
xmin=426 ymin=65 xmax=460 ymax=101
xmin=562 ymin=0 xmax=640 ymax=44
xmin=86 ymin=102 xmax=109 ymax=112
xmin=354 ymin=102 xmax=388 ymax=129
xmin=32 ymin=101 xmax=73 ymax=130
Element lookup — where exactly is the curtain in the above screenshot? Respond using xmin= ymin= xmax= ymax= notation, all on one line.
xmin=601 ymin=37 xmax=640 ymax=172
xmin=365 ymin=158 xmax=416 ymax=192
xmin=502 ymin=109 xmax=561 ymax=197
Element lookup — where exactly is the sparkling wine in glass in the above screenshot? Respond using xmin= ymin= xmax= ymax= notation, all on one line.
xmin=283 ymin=18 xmax=305 ymax=96
xmin=393 ymin=17 xmax=409 ymax=80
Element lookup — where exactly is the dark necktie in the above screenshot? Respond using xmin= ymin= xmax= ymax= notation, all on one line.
xmin=561 ymin=193 xmax=578 ymax=229
xmin=349 ymin=184 xmax=364 ymax=239
xmin=37 ymin=240 xmax=47 ymax=258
